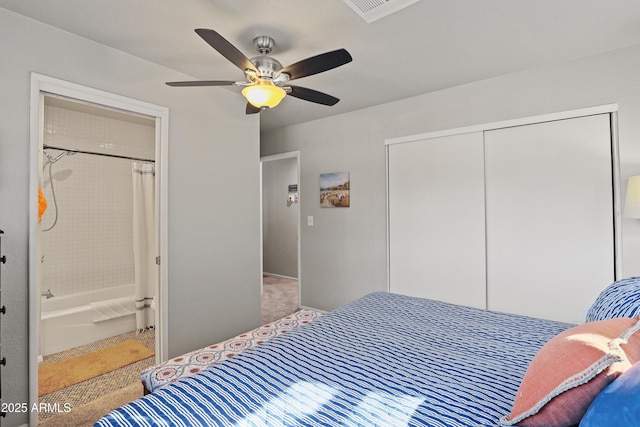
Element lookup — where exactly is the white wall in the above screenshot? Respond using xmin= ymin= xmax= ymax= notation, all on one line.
xmin=0 ymin=9 xmax=261 ymax=426
xmin=262 ymin=157 xmax=298 ymax=278
xmin=261 ymin=42 xmax=640 ymax=312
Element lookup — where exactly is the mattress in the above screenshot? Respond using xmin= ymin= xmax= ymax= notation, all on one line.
xmin=96 ymin=292 xmax=573 ymax=426
xmin=141 ymin=309 xmax=323 ymax=393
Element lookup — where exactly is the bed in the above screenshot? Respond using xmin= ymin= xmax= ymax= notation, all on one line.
xmin=96 ymin=285 xmax=640 ymax=427
xmin=140 ymin=309 xmax=324 ymax=394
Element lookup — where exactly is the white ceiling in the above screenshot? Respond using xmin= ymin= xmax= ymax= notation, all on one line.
xmin=3 ymin=0 xmax=640 ymax=131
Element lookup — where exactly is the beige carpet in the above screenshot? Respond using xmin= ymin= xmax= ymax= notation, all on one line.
xmin=262 ymin=274 xmax=299 ymax=324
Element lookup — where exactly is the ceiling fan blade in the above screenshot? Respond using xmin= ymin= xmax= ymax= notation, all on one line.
xmin=287 ymin=85 xmax=340 ymax=106
xmin=246 ymin=103 xmax=261 ymax=114
xmin=281 ymin=49 xmax=352 ymax=81
xmin=195 ymin=29 xmax=257 ymax=73
xmin=166 ymin=80 xmax=236 ymax=87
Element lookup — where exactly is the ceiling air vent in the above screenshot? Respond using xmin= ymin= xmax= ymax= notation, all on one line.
xmin=342 ymin=0 xmax=422 ymax=23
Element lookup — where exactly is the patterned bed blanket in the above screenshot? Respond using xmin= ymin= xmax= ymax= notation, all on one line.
xmin=99 ymin=292 xmax=573 ymax=427
xmin=141 ymin=309 xmax=323 ymax=393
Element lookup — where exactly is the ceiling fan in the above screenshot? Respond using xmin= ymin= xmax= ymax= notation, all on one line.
xmin=166 ymin=29 xmax=353 ymax=114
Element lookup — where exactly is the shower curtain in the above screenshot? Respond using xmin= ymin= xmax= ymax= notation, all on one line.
xmin=132 ymin=161 xmax=156 ymax=331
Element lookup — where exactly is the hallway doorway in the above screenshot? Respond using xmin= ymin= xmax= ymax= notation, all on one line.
xmin=260 ymin=152 xmax=301 ymax=320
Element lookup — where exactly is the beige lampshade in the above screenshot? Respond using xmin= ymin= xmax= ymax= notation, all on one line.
xmin=624 ymin=175 xmax=640 ymax=218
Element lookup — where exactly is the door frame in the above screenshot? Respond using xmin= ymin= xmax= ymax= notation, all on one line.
xmin=28 ymin=73 xmax=169 ymax=424
xmin=259 ymin=151 xmax=301 ymax=305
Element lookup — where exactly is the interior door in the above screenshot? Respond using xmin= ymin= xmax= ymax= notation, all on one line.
xmin=484 ymin=114 xmax=615 ymax=324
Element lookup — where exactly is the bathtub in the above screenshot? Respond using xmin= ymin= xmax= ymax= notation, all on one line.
xmin=40 ymin=283 xmax=137 ymax=356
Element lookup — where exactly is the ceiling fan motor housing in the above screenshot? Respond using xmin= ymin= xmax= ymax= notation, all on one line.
xmin=248 ymin=35 xmax=288 ymax=81
xmin=249 ymin=55 xmax=284 ymax=80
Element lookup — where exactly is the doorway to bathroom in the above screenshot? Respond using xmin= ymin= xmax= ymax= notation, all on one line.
xmin=28 ymin=73 xmax=168 ymax=424
xmin=260 ymin=152 xmax=301 ymax=323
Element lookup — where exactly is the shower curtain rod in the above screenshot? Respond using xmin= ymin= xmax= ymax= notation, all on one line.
xmin=43 ymin=144 xmax=155 ymax=163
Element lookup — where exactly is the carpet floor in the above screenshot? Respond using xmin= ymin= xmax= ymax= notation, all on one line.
xmin=262 ymin=274 xmax=299 ymax=324
xmin=39 ymin=276 xmax=298 ymax=426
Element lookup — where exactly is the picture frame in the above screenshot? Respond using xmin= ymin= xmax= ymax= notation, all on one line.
xmin=320 ymin=172 xmax=350 ymax=208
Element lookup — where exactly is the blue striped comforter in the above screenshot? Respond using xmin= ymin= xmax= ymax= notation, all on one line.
xmin=95 ymin=292 xmax=572 ymax=426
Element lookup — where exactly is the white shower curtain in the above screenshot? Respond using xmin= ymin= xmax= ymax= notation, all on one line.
xmin=132 ymin=161 xmax=156 ymax=331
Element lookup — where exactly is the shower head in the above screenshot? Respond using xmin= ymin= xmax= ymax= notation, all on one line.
xmin=45 ymin=152 xmax=65 ymax=164
xmin=41 ymin=148 xmax=77 ymax=233
xmin=44 ymin=149 xmax=76 ymax=166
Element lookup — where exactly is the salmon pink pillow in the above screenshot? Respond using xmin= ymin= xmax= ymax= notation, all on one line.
xmin=499 ymin=317 xmax=640 ymax=427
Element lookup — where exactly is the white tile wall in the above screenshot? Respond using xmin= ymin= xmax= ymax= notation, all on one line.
xmin=41 ymin=104 xmax=155 ymax=297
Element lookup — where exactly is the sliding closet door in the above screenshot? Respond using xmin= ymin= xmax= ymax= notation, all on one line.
xmin=484 ymin=114 xmax=614 ymax=324
xmin=388 ymin=132 xmax=486 ymax=309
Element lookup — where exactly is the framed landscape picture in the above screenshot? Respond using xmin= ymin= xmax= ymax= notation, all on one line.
xmin=320 ymin=172 xmax=350 ymax=208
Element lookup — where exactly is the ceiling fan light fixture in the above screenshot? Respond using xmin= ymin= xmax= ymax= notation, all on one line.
xmin=242 ymin=80 xmax=286 ymax=109
xmin=168 ymin=29 xmax=351 ymax=113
